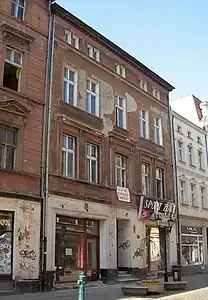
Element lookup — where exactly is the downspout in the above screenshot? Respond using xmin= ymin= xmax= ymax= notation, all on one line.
xmin=170 ymin=108 xmax=181 ymax=274
xmin=40 ymin=0 xmax=53 ymax=290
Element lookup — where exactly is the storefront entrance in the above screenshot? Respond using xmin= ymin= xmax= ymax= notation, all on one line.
xmin=0 ymin=211 xmax=13 ymax=280
xmin=55 ymin=216 xmax=99 ymax=282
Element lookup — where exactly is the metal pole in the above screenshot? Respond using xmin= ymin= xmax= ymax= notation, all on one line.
xmin=164 ymin=228 xmax=168 ymax=282
xmin=77 ymin=273 xmax=86 ymax=300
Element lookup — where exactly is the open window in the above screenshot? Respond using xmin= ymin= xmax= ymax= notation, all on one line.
xmin=3 ymin=47 xmax=22 ymax=92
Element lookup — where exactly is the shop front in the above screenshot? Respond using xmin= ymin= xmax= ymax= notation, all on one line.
xmin=55 ymin=215 xmax=99 ymax=282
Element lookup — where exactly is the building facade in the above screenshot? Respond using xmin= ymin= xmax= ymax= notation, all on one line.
xmin=0 ymin=0 xmax=50 ymax=290
xmin=42 ymin=3 xmax=177 ymax=284
xmin=172 ymin=110 xmax=208 ymax=275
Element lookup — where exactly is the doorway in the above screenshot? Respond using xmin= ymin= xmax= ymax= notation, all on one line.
xmin=55 ymin=216 xmax=99 ymax=282
xmin=117 ymin=219 xmax=131 ymax=271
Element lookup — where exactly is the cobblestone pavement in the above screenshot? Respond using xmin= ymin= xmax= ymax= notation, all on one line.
xmin=1 ymin=274 xmax=208 ymax=300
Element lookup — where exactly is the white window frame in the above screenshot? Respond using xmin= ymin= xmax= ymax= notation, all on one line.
xmin=115 ymin=154 xmax=127 ymax=187
xmin=61 ymin=134 xmax=76 ymax=178
xmin=177 ymin=140 xmax=184 ymax=161
xmin=116 ymin=96 xmax=127 ymax=129
xmin=190 ymin=183 xmax=196 ymax=205
xmin=115 ymin=62 xmax=126 ymax=78
xmin=140 ymin=109 xmax=149 ymax=139
xmin=156 ymin=90 xmax=161 ymax=100
xmin=5 ymin=47 xmax=22 ymax=92
xmin=87 ymin=44 xmax=100 ymax=62
xmin=87 ymin=143 xmax=98 ymax=184
xmin=179 ymin=180 xmax=185 ymax=203
xmin=86 ymin=79 xmax=99 ymax=116
xmin=63 ymin=67 xmax=77 ymax=106
xmin=154 ymin=117 xmax=163 ymax=145
xmin=140 ymin=79 xmax=147 ymax=92
xmin=198 ymin=150 xmax=203 ymax=169
xmin=142 ymin=163 xmax=150 ymax=195
xmin=0 ymin=127 xmax=17 ymax=170
xmin=64 ymin=31 xmax=79 ymax=49
xmin=188 ymin=145 xmax=193 ymax=165
xmin=11 ymin=0 xmax=25 ymax=20
xmin=156 ymin=168 xmax=164 ymax=199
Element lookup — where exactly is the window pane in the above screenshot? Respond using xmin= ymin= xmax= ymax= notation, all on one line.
xmin=118 ymin=97 xmax=123 ymax=107
xmin=68 ymin=137 xmax=74 ymax=150
xmin=14 ymin=52 xmax=21 ymax=65
xmin=87 ymin=159 xmax=91 ymax=181
xmin=116 ymin=168 xmax=121 ymax=186
xmin=17 ymin=7 xmax=24 ymax=20
xmin=86 ymin=93 xmax=90 ymax=112
xmin=116 ymin=155 xmax=121 ymax=167
xmin=68 ymin=84 xmax=74 ymax=105
xmin=68 ymin=70 xmax=75 ymax=82
xmin=0 ymin=144 xmax=4 ymax=168
xmin=87 ymin=80 xmax=90 ymax=91
xmin=6 ymin=129 xmax=16 ymax=144
xmin=11 ymin=3 xmax=16 ymax=17
xmin=121 ymin=170 xmax=126 ymax=187
xmin=91 ymin=145 xmax=97 ymax=158
xmin=63 ymin=81 xmax=68 ymax=102
xmin=67 ymin=152 xmax=74 ymax=177
xmin=6 ymin=49 xmax=12 ymax=61
xmin=91 ymin=82 xmax=96 ymax=93
xmin=5 ymin=146 xmax=15 ymax=170
xmin=91 ymin=160 xmax=97 ymax=183
xmin=64 ymin=68 xmax=68 ymax=79
xmin=62 ymin=150 xmax=67 ymax=176
xmin=0 ymin=128 xmax=6 ymax=143
xmin=90 ymin=95 xmax=96 ymax=115
xmin=117 ymin=108 xmax=123 ymax=127
xmin=19 ymin=0 xmax=25 ymax=6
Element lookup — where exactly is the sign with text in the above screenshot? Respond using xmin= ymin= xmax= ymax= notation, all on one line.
xmin=181 ymin=226 xmax=202 ymax=235
xmin=138 ymin=196 xmax=176 ymax=222
xmin=116 ymin=186 xmax=131 ymax=202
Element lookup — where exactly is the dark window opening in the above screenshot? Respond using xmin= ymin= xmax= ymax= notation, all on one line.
xmin=3 ymin=62 xmax=20 ymax=92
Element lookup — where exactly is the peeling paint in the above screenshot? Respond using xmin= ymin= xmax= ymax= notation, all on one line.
xmin=125 ymin=92 xmax=137 ymax=113
xmin=78 ymin=69 xmax=87 ymax=110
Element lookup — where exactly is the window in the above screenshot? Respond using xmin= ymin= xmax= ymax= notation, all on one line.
xmin=115 ymin=154 xmax=127 ymax=187
xmin=201 ymin=186 xmax=205 ymax=208
xmin=0 ymin=127 xmax=17 ymax=170
xmin=64 ymin=32 xmax=79 ymax=49
xmin=62 ymin=135 xmax=76 ymax=178
xmin=63 ymin=68 xmax=77 ymax=106
xmin=86 ymin=80 xmax=99 ymax=116
xmin=187 ymin=131 xmax=192 ymax=138
xmin=116 ymin=97 xmax=126 ymax=129
xmin=87 ymin=44 xmax=100 ymax=62
xmin=181 ymin=234 xmax=204 ymax=265
xmin=152 ymin=87 xmax=160 ymax=100
xmin=3 ymin=47 xmax=22 ymax=92
xmin=87 ymin=143 xmax=98 ymax=184
xmin=188 ymin=145 xmax=193 ymax=165
xmin=198 ymin=150 xmax=203 ymax=169
xmin=177 ymin=125 xmax=182 ymax=133
xmin=139 ymin=79 xmax=147 ymax=92
xmin=140 ymin=110 xmax=149 ymax=139
xmin=142 ymin=164 xmax=150 ymax=195
xmin=190 ymin=183 xmax=196 ymax=205
xmin=156 ymin=168 xmax=164 ymax=198
xmin=197 ymin=136 xmax=202 ymax=144
xmin=11 ymin=0 xmax=25 ymax=20
xmin=115 ymin=62 xmax=126 ymax=78
xmin=179 ymin=181 xmax=185 ymax=203
xmin=154 ymin=117 xmax=162 ymax=145
xmin=177 ymin=140 xmax=184 ymax=161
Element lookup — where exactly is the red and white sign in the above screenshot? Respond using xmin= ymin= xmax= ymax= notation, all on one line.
xmin=116 ymin=186 xmax=131 ymax=202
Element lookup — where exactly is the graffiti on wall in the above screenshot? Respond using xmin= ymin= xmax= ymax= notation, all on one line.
xmin=133 ymin=247 xmax=144 ymax=259
xmin=19 ymin=260 xmax=36 ymax=273
xmin=19 ymin=249 xmax=36 ymax=261
xmin=119 ymin=240 xmax=131 ymax=249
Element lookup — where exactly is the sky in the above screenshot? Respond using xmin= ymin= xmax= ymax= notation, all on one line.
xmin=57 ymin=0 xmax=208 ymax=101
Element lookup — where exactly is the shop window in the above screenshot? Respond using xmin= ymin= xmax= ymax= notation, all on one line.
xmin=181 ymin=234 xmax=204 ymax=265
xmin=3 ymin=47 xmax=22 ymax=92
xmin=0 ymin=126 xmax=17 ymax=170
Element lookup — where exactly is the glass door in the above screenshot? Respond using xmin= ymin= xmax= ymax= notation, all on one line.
xmin=86 ymin=237 xmax=99 ymax=281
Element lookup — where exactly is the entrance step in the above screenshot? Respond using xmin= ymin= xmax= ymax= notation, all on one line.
xmin=164 ymin=281 xmax=187 ymax=291
xmin=118 ymin=277 xmax=139 ymax=284
xmin=122 ymin=285 xmax=148 ymax=296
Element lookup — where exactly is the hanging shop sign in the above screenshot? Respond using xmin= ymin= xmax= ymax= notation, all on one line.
xmin=138 ymin=196 xmax=176 ymax=222
xmin=116 ymin=186 xmax=131 ymax=202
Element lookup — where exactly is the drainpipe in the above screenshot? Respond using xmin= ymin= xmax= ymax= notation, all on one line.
xmin=169 ymin=108 xmax=181 ymax=275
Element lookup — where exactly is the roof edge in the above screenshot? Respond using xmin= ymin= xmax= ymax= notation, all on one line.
xmin=51 ymin=3 xmax=175 ymax=92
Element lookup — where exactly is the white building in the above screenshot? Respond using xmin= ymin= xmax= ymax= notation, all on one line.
xmin=172 ymin=110 xmax=208 ymax=275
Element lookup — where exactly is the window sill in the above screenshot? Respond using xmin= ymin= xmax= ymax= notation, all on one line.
xmin=113 ymin=125 xmax=129 ymax=136
xmin=191 ymin=203 xmax=199 ymax=208
xmin=189 ymin=164 xmax=196 ymax=168
xmin=199 ymin=167 xmax=206 ymax=172
xmin=181 ymin=201 xmax=189 ymax=206
xmin=178 ymin=159 xmax=186 ymax=164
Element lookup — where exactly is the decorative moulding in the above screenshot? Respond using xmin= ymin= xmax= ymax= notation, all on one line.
xmin=0 ymin=99 xmax=30 ymax=118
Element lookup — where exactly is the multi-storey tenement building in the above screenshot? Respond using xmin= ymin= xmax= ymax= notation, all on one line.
xmin=172 ymin=110 xmax=208 ymax=275
xmin=0 ymin=0 xmax=50 ymax=291
xmin=41 ymin=3 xmax=177 ymax=285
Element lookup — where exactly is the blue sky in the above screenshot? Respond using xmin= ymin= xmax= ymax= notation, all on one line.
xmin=57 ymin=0 xmax=208 ymax=101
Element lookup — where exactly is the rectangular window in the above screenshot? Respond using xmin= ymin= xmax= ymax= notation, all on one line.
xmin=179 ymin=181 xmax=185 ymax=202
xmin=154 ymin=117 xmax=162 ymax=145
xmin=139 ymin=79 xmax=147 ymax=92
xmin=156 ymin=168 xmax=164 ymax=199
xmin=142 ymin=164 xmax=150 ymax=195
xmin=187 ymin=131 xmax=192 ymax=138
xmin=0 ymin=126 xmax=17 ymax=170
xmin=153 ymin=88 xmax=161 ymax=100
xmin=201 ymin=186 xmax=205 ymax=208
xmin=64 ymin=32 xmax=79 ymax=49
xmin=63 ymin=68 xmax=77 ymax=106
xmin=87 ymin=44 xmax=100 ymax=62
xmin=177 ymin=140 xmax=184 ymax=161
xmin=61 ymin=134 xmax=76 ymax=178
xmin=115 ymin=62 xmax=126 ymax=78
xmin=116 ymin=96 xmax=126 ymax=129
xmin=188 ymin=145 xmax=193 ymax=165
xmin=86 ymin=80 xmax=99 ymax=116
xmin=116 ymin=154 xmax=127 ymax=187
xmin=198 ymin=150 xmax=203 ymax=169
xmin=190 ymin=183 xmax=196 ymax=205
xmin=3 ymin=47 xmax=22 ymax=92
xmin=87 ymin=143 xmax=98 ymax=184
xmin=11 ymin=0 xmax=25 ymax=20
xmin=197 ymin=136 xmax=202 ymax=144
xmin=177 ymin=125 xmax=181 ymax=133
xmin=140 ymin=110 xmax=149 ymax=139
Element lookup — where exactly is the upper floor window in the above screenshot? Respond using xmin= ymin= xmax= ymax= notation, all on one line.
xmin=4 ymin=47 xmax=22 ymax=92
xmin=86 ymin=80 xmax=99 ymax=116
xmin=190 ymin=183 xmax=196 ymax=205
xmin=177 ymin=140 xmax=184 ymax=161
xmin=87 ymin=44 xmax=100 ymax=62
xmin=139 ymin=79 xmax=148 ymax=92
xmin=152 ymin=87 xmax=161 ymax=100
xmin=154 ymin=117 xmax=162 ymax=145
xmin=177 ymin=125 xmax=182 ymax=133
xmin=115 ymin=154 xmax=127 ymax=187
xmin=61 ymin=134 xmax=76 ymax=178
xmin=188 ymin=145 xmax=193 ymax=165
xmin=87 ymin=143 xmax=98 ymax=184
xmin=201 ymin=186 xmax=205 ymax=208
xmin=0 ymin=126 xmax=17 ymax=170
xmin=197 ymin=136 xmax=202 ymax=144
xmin=187 ymin=131 xmax=192 ymax=139
xmin=140 ymin=110 xmax=149 ymax=139
xmin=63 ymin=68 xmax=77 ymax=106
xmin=142 ymin=163 xmax=150 ymax=195
xmin=11 ymin=0 xmax=25 ymax=20
xmin=156 ymin=168 xmax=164 ymax=199
xmin=64 ymin=32 xmax=79 ymax=49
xmin=198 ymin=150 xmax=203 ymax=169
xmin=179 ymin=180 xmax=185 ymax=203
xmin=116 ymin=97 xmax=126 ymax=129
xmin=115 ymin=62 xmax=126 ymax=78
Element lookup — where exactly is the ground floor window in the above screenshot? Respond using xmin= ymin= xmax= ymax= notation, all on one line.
xmin=0 ymin=211 xmax=13 ymax=278
xmin=181 ymin=234 xmax=204 ymax=265
xmin=55 ymin=216 xmax=99 ymax=282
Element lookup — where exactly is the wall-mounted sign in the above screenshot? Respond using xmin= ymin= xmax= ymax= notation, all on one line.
xmin=181 ymin=226 xmax=202 ymax=235
xmin=116 ymin=186 xmax=131 ymax=202
xmin=138 ymin=196 xmax=176 ymax=222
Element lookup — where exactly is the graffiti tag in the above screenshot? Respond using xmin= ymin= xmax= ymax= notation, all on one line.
xmin=19 ymin=250 xmax=36 ymax=261
xmin=133 ymin=248 xmax=144 ymax=259
xmin=19 ymin=260 xmax=36 ymax=273
xmin=119 ymin=240 xmax=131 ymax=249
